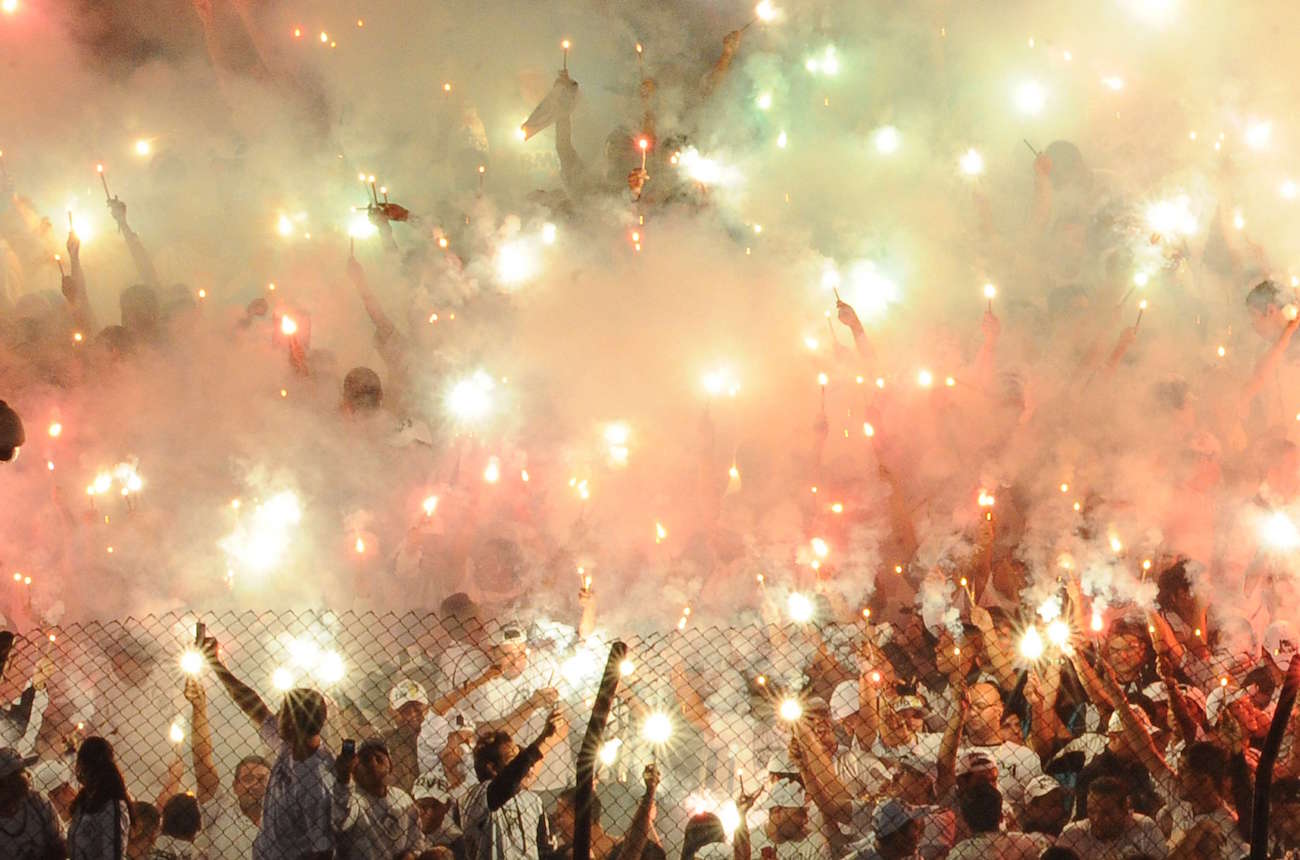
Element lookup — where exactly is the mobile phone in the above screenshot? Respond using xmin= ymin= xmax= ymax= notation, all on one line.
xmin=194 ymin=622 xmax=205 ymax=646
xmin=342 ymin=739 xmax=355 ymax=757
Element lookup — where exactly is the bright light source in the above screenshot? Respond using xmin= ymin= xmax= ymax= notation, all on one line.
xmin=1014 ymin=80 xmax=1047 ymax=115
xmin=446 ymin=371 xmax=495 ymax=422
xmin=874 ymin=125 xmax=901 ymax=155
xmin=1246 ymin=120 xmax=1273 ymax=150
xmin=960 ymin=148 xmax=985 ymax=176
xmin=756 ymin=92 xmax=773 ymax=111
xmin=180 ymin=650 xmax=204 ymax=676
xmin=271 ymin=668 xmax=294 ymax=691
xmin=1046 ymin=620 xmax=1071 ymax=648
xmin=318 ymin=651 xmax=345 ymax=684
xmin=642 ymin=712 xmax=673 ymax=744
xmin=134 ymin=139 xmax=152 ymax=157
xmin=1102 ymin=76 xmax=1125 ymax=91
xmin=787 ymin=592 xmax=815 ymax=623
xmin=778 ymin=698 xmax=803 ymax=722
xmin=348 ymin=213 xmax=378 ymax=239
xmin=1019 ymin=627 xmax=1045 ymax=660
xmin=598 ymin=739 xmax=622 ymax=765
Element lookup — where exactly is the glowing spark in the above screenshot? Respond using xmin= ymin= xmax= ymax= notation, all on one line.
xmin=271 ymin=668 xmax=294 ymax=691
xmin=1233 ymin=210 xmax=1246 ymax=231
xmin=642 ymin=712 xmax=673 ymax=744
xmin=180 ymin=650 xmax=204 ymax=676
xmin=1282 ymin=181 xmax=1298 ymax=200
xmin=597 ymin=739 xmax=622 ymax=766
xmin=219 ymin=490 xmax=302 ymax=574
xmin=873 ymin=126 xmax=901 ymax=155
xmin=1046 ymin=619 xmax=1071 ymax=648
xmin=495 ymin=240 xmax=538 ymax=286
xmin=1109 ymin=535 xmax=1123 ymax=553
xmin=348 ymin=213 xmax=378 ymax=239
xmin=619 ymin=659 xmax=635 ymax=677
xmin=1146 ymin=196 xmax=1198 ymax=236
xmin=778 ymin=698 xmax=803 ymax=722
xmin=983 ymin=283 xmax=997 ymax=300
xmin=134 ymin=139 xmax=152 ymax=157
xmin=446 ymin=371 xmax=495 ymax=422
xmin=655 ymin=522 xmax=667 ymax=543
xmin=541 ymin=223 xmax=557 ymax=245
xmin=1019 ymin=627 xmax=1045 ymax=661
xmin=776 ymin=131 xmax=788 ymax=149
xmin=0 ymin=0 xmax=16 ymax=14
xmin=978 ymin=489 xmax=996 ymax=508
xmin=48 ymin=422 xmax=62 ymax=438
xmin=831 ymin=502 xmax=843 ymax=514
xmin=787 ymin=592 xmax=815 ymax=623
xmin=422 ymin=496 xmax=438 ymax=516
xmin=701 ymin=367 xmax=739 ymax=397
xmin=917 ymin=369 xmax=934 ymax=388
xmin=755 ymin=0 xmax=778 ymax=22
xmin=1014 ymin=80 xmax=1047 ymax=115
xmin=1262 ymin=510 xmax=1300 ymax=550
xmin=276 ymin=214 xmax=294 ymax=237
xmin=677 ymin=148 xmax=741 ymax=187
xmin=811 ymin=537 xmax=829 ymax=559
xmin=354 ymin=536 xmax=366 ymax=554
xmin=1102 ymin=76 xmax=1125 ymax=91
xmin=280 ymin=315 xmax=298 ymax=336
xmin=863 ymin=422 xmax=875 ymax=437
xmin=169 ymin=722 xmax=185 ymax=744
xmin=1246 ymin=120 xmax=1272 ymax=150
xmin=756 ymin=92 xmax=773 ymax=111
xmin=960 ymin=149 xmax=985 ymax=176
xmin=319 ymin=31 xmax=328 ymax=43
xmin=483 ymin=458 xmax=501 ymax=484
xmin=1060 ymin=483 xmax=1069 ymax=493
xmin=1134 ymin=272 xmax=1150 ymax=287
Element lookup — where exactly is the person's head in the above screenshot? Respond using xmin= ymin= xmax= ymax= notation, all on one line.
xmin=965 ymin=683 xmax=1005 ymax=741
xmin=765 ymin=780 xmax=810 ymax=840
xmin=1178 ymin=741 xmax=1228 ymax=806
xmin=342 ymin=366 xmax=383 ymax=414
xmin=681 ymin=812 xmax=725 ymax=860
xmin=1156 ymin=561 xmax=1197 ymax=620
xmin=1106 ymin=704 xmax=1157 ymax=756
xmin=551 ymin=787 xmax=602 ymax=843
xmin=1040 ymin=849 xmax=1081 ymax=860
xmin=120 ymin=284 xmax=161 ymax=335
xmin=389 ymin=679 xmax=430 ymax=731
xmin=892 ymin=694 xmax=928 ymax=737
xmin=232 ymin=755 xmax=270 ymax=816
xmin=934 ymin=626 xmax=977 ymax=676
xmin=440 ymin=593 xmax=484 ymax=645
xmin=1247 ymin=279 xmax=1288 ymax=338
xmin=872 ymin=799 xmax=921 ymax=860
xmin=473 ymin=731 xmax=520 ymax=781
xmin=1272 ymin=778 xmax=1300 ymax=844
xmin=0 ymin=400 xmax=23 ymax=463
xmin=1021 ymin=775 xmax=1068 ymax=836
xmin=412 ymin=772 xmax=453 ymax=835
xmin=1106 ymin=619 xmax=1154 ymax=680
xmin=955 ymin=749 xmax=998 ymax=795
xmin=0 ymin=748 xmax=35 ymax=810
xmin=889 ymin=756 xmax=935 ymax=805
xmin=1087 ymin=776 xmax=1133 ymax=841
xmin=958 ymin=781 xmax=1003 ymax=834
xmin=277 ymin=688 xmax=327 ymax=746
xmin=75 ymin=737 xmax=126 ymax=797
xmin=494 ymin=625 xmax=529 ymax=680
xmin=803 ymin=698 xmax=837 ymax=751
xmin=160 ymin=793 xmax=201 ymax=842
xmin=128 ymin=801 xmax=160 ymax=855
xmin=355 ymin=739 xmax=392 ymax=797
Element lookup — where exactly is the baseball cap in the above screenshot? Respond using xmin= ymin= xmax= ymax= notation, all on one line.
xmin=412 ymin=771 xmax=452 ymax=803
xmin=956 ymin=750 xmax=997 ymax=777
xmin=893 ymin=694 xmax=926 ymax=714
xmin=1107 ymin=705 xmax=1158 ymax=735
xmin=830 ymin=681 xmax=858 ymax=722
xmin=388 ymin=679 xmax=429 ymax=711
xmin=1141 ymin=681 xmax=1169 ymax=704
xmin=764 ymin=779 xmax=807 ymax=810
xmin=1263 ymin=622 xmax=1298 ymax=667
xmin=872 ymin=799 xmax=920 ymax=839
xmin=1024 ymin=775 xmax=1063 ymax=801
xmin=0 ymin=748 xmax=37 ymax=779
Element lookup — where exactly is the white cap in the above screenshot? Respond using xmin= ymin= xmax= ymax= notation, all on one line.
xmin=830 ymin=681 xmax=858 ymax=722
xmin=412 ymin=770 xmax=452 ymax=803
xmin=1024 ymin=774 xmax=1063 ymax=801
xmin=388 ymin=679 xmax=429 ymax=711
xmin=1141 ymin=681 xmax=1169 ymax=704
xmin=1107 ymin=705 xmax=1157 ymax=736
xmin=764 ymin=779 xmax=807 ymax=810
xmin=1263 ymin=621 xmax=1298 ymax=667
xmin=1206 ymin=685 xmax=1247 ymax=726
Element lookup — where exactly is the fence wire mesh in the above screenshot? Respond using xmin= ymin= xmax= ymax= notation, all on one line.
xmin=0 ymin=608 xmax=1282 ymax=859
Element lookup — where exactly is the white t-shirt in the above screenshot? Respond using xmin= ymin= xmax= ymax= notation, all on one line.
xmin=197 ymin=785 xmax=259 ymax=858
xmin=0 ymin=792 xmax=64 ymax=860
xmin=145 ymin=834 xmax=201 ymax=859
xmin=252 ymin=716 xmax=334 ymax=860
xmin=462 ymin=780 xmax=547 ymax=860
xmin=945 ymin=831 xmax=1044 ymax=860
xmin=332 ymin=782 xmax=423 ymax=860
xmin=1056 ymin=814 xmax=1168 ymax=859
xmin=747 ymin=821 xmax=832 ymax=860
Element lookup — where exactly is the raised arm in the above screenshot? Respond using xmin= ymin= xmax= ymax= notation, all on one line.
xmin=792 ymin=721 xmax=855 ymax=825
xmin=486 ymin=710 xmax=560 ymax=811
xmin=106 ymin=197 xmax=160 ymax=288
xmin=610 ymin=765 xmax=660 ymax=860
xmin=935 ymin=673 xmax=968 ymax=799
xmin=429 ymin=662 xmax=503 ymax=717
xmin=62 ymin=230 xmax=96 ymax=333
xmin=700 ymin=31 xmax=742 ymax=97
xmin=345 ymin=254 xmax=397 ymax=340
xmin=481 ymin=686 xmax=556 ymax=738
xmin=184 ymin=678 xmax=221 ymax=803
xmin=201 ymin=636 xmax=273 ymax=730
xmin=1241 ymin=313 xmax=1300 ymax=408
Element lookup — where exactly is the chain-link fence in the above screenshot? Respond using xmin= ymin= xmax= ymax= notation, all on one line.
xmin=0 ymin=609 xmax=1280 ymax=859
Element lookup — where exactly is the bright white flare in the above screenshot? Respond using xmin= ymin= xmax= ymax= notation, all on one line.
xmin=787 ymin=591 xmax=815 ymax=623
xmin=1262 ymin=510 xmax=1300 ymax=551
xmin=134 ymin=139 xmax=152 ymax=157
xmin=778 ymin=697 xmax=803 ymax=722
xmin=219 ymin=490 xmax=303 ymax=574
xmin=169 ymin=721 xmax=185 ymax=744
xmin=643 ymin=711 xmax=673 ymax=744
xmin=960 ymin=148 xmax=985 ymax=176
xmin=1046 ymin=619 xmax=1071 ymax=648
xmin=678 ymin=148 xmax=742 ymax=187
xmin=598 ymin=738 xmax=622 ymax=765
xmin=755 ymin=0 xmax=778 ymax=21
xmin=874 ymin=126 xmax=901 ymax=154
xmin=495 ymin=240 xmax=538 ymax=286
xmin=446 ymin=371 xmax=496 ymax=422
xmin=1019 ymin=627 xmax=1045 ymax=661
xmin=318 ymin=651 xmax=345 ymax=684
xmin=1145 ymin=196 xmax=1198 ymax=236
xmin=1014 ymin=80 xmax=1047 ymax=115
xmin=180 ymin=650 xmax=204 ymax=676
xmin=271 ymin=668 xmax=294 ymax=691
xmin=701 ymin=367 xmax=740 ymax=398
xmin=1246 ymin=120 xmax=1273 ymax=150
xmin=348 ymin=213 xmax=378 ymax=239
